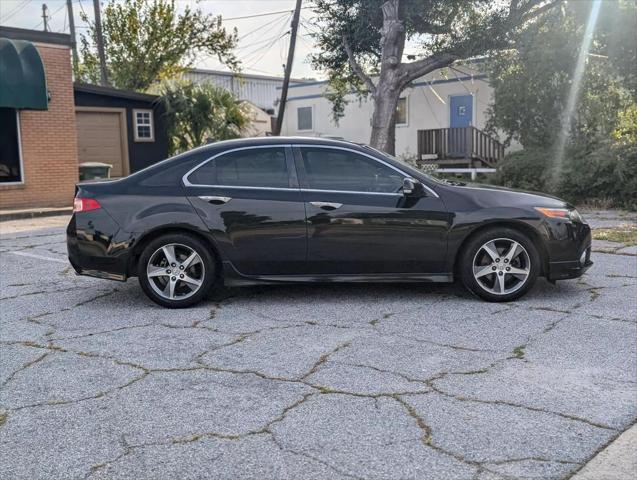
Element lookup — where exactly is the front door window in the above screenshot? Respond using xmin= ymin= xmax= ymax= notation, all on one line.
xmin=298 ymin=147 xmax=403 ymax=193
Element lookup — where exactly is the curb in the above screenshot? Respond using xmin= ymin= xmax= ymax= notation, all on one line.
xmin=0 ymin=207 xmax=72 ymax=222
xmin=569 ymin=423 xmax=637 ymax=480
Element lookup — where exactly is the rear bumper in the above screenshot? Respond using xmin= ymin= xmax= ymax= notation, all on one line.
xmin=67 ymin=212 xmax=134 ymax=282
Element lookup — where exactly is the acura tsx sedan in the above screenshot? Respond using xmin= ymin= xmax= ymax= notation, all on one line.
xmin=67 ymin=137 xmax=592 ymax=308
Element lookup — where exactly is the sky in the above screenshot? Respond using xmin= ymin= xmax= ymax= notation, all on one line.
xmin=0 ymin=0 xmax=321 ymax=79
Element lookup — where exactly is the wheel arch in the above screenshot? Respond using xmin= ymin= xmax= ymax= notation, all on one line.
xmin=452 ymin=220 xmax=549 ymax=277
xmin=128 ymin=226 xmax=223 ymax=278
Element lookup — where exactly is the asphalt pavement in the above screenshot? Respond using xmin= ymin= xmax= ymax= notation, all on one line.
xmin=1 ymin=212 xmax=635 ymax=479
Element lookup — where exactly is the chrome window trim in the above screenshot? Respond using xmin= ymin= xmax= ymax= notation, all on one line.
xmin=182 ymin=145 xmax=291 ymax=187
xmin=187 ymin=184 xmax=297 ymax=192
xmin=182 ymin=142 xmax=439 ymax=198
xmin=293 ymin=144 xmax=440 ymax=198
xmin=302 ymin=188 xmax=402 ymax=197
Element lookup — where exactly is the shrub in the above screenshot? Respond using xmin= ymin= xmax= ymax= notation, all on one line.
xmin=492 ymin=142 xmax=637 ymax=210
xmin=490 ymin=149 xmax=553 ymax=193
xmin=559 ymin=142 xmax=637 ymax=210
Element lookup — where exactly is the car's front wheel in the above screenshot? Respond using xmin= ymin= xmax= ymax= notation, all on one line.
xmin=138 ymin=233 xmax=216 ymax=308
xmin=459 ymin=227 xmax=540 ymax=302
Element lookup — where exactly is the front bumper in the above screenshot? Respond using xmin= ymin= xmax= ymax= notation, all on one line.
xmin=546 ymin=220 xmax=593 ymax=281
xmin=548 ymin=246 xmax=593 ymax=280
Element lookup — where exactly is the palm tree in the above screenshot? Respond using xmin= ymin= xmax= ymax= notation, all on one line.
xmin=160 ymin=81 xmax=249 ymax=154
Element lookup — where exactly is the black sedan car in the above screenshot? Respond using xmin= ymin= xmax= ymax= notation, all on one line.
xmin=67 ymin=137 xmax=592 ymax=308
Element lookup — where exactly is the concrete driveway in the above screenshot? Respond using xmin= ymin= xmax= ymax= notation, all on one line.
xmin=1 ymin=212 xmax=636 ymax=480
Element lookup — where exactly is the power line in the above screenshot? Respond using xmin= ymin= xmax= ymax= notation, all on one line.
xmin=239 ymin=13 xmax=291 ymax=60
xmin=245 ymin=31 xmax=289 ymax=70
xmin=237 ymin=11 xmax=290 ymax=41
xmin=224 ymin=9 xmax=293 ymax=21
xmin=1 ymin=0 xmax=34 ymax=22
xmin=77 ymin=0 xmax=88 ymax=19
xmin=236 ymin=28 xmax=291 ymax=52
xmin=61 ymin=5 xmax=67 ymax=32
xmin=242 ymin=14 xmax=292 ymax=68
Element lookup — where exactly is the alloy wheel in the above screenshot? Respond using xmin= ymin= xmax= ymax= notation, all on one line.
xmin=472 ymin=238 xmax=531 ymax=295
xmin=146 ymin=243 xmax=205 ymax=301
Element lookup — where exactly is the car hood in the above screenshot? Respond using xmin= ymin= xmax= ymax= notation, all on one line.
xmin=441 ymin=181 xmax=571 ymax=209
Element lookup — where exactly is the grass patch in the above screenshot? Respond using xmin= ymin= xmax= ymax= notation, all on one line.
xmin=592 ymin=225 xmax=637 ymax=246
xmin=512 ymin=345 xmax=526 ymax=359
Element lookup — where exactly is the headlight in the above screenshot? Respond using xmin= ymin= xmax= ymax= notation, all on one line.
xmin=534 ymin=207 xmax=584 ymax=223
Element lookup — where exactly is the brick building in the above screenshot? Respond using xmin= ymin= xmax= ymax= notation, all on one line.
xmin=0 ymin=27 xmax=78 ymax=210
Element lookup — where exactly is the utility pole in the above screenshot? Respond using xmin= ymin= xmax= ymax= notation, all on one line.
xmin=41 ymin=4 xmax=49 ymax=31
xmin=66 ymin=0 xmax=80 ymax=74
xmin=273 ymin=0 xmax=302 ymax=136
xmin=92 ymin=0 xmax=109 ymax=86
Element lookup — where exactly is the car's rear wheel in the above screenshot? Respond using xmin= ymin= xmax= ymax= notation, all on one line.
xmin=138 ymin=233 xmax=216 ymax=308
xmin=459 ymin=227 xmax=540 ymax=302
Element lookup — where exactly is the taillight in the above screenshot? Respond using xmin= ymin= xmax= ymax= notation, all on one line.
xmin=73 ymin=197 xmax=101 ymax=213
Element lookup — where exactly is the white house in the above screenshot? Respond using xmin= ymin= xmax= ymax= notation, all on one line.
xmin=279 ymin=62 xmax=504 ymax=167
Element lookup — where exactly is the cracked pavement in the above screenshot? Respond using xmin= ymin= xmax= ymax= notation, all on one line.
xmin=1 ymin=212 xmax=636 ymax=480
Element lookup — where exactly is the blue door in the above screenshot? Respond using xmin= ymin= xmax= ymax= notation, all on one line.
xmin=449 ymin=95 xmax=473 ymax=157
xmin=450 ymin=95 xmax=473 ymax=128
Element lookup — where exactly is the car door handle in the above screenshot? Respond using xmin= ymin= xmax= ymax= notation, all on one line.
xmin=310 ymin=201 xmax=343 ymax=210
xmin=198 ymin=196 xmax=232 ymax=205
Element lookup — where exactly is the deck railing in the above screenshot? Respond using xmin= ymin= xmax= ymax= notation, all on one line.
xmin=417 ymin=126 xmax=504 ymax=167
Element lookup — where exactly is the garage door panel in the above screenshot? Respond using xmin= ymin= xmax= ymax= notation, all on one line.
xmin=76 ymin=111 xmax=127 ymax=177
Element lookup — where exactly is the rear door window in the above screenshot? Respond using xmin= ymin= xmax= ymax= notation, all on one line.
xmin=189 ymin=147 xmax=290 ymax=188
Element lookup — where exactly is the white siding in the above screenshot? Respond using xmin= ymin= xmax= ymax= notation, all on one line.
xmin=184 ymin=69 xmax=307 ymax=113
xmin=280 ymin=66 xmax=495 ymax=157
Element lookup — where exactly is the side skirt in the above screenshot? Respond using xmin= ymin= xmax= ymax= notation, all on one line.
xmin=222 ymin=261 xmax=453 ymax=287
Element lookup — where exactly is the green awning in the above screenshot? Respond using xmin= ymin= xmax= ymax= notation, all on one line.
xmin=0 ymin=38 xmax=48 ymax=110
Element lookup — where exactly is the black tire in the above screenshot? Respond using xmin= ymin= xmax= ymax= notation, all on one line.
xmin=459 ymin=227 xmax=540 ymax=302
xmin=138 ymin=233 xmax=217 ymax=308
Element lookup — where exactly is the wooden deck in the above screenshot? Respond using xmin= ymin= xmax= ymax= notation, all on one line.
xmin=417 ymin=126 xmax=504 ymax=167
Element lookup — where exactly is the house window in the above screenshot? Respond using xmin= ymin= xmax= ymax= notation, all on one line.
xmin=133 ymin=109 xmax=154 ymax=142
xmin=396 ymin=97 xmax=408 ymax=126
xmin=0 ymin=108 xmax=24 ymax=184
xmin=297 ymin=106 xmax=313 ymax=131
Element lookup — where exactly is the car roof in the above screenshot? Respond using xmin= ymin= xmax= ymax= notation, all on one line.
xmin=198 ymin=136 xmax=365 ymax=151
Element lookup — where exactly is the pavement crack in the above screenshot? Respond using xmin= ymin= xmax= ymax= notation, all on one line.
xmin=300 ymin=341 xmax=352 ymax=380
xmin=392 ymin=395 xmax=433 ymax=444
xmin=429 ymin=380 xmax=618 ymax=431
xmin=1 ymin=351 xmax=49 ymax=388
xmin=1 ymin=285 xmax=78 ymax=301
xmin=73 ymin=288 xmax=120 ymax=307
xmin=270 ymin=432 xmax=367 ymax=480
xmin=49 ymin=323 xmax=155 ymax=341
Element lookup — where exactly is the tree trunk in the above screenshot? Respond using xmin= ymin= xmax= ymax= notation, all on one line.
xmin=370 ymin=86 xmax=401 ymax=154
xmin=368 ymin=0 xmax=406 ymax=155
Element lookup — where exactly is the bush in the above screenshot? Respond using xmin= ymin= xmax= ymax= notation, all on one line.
xmin=559 ymin=142 xmax=637 ymax=210
xmin=491 ymin=143 xmax=637 ymax=210
xmin=490 ymin=149 xmax=553 ymax=193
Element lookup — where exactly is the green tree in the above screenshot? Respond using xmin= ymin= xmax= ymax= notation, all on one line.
xmin=159 ymin=81 xmax=250 ymax=154
xmin=79 ymin=0 xmax=238 ymax=91
xmin=310 ymin=0 xmax=561 ymax=154
xmin=486 ymin=1 xmax=637 ymax=208
xmin=485 ymin=0 xmax=636 ymax=149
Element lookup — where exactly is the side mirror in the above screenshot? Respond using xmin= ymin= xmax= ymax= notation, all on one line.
xmin=403 ymin=177 xmax=425 ymax=197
